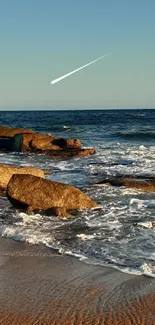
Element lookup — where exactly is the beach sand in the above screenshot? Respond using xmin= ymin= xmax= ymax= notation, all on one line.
xmin=0 ymin=237 xmax=155 ymax=324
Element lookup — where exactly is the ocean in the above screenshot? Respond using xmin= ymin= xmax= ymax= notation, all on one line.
xmin=1 ymin=109 xmax=155 ymax=277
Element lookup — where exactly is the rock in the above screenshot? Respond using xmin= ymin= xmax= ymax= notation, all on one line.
xmin=52 ymin=138 xmax=81 ymax=149
xmin=16 ymin=133 xmax=55 ymax=152
xmin=7 ymin=174 xmax=98 ymax=214
xmin=0 ymin=165 xmax=45 ymax=190
xmin=72 ymin=148 xmax=95 ymax=157
xmin=98 ymin=177 xmax=155 ymax=192
xmin=0 ymin=125 xmax=95 ymax=158
xmin=0 ymin=126 xmax=34 ymax=152
xmin=46 ymin=148 xmax=96 ymax=159
xmin=15 ymin=133 xmax=94 ymax=158
xmin=14 ymin=133 xmax=82 ymax=153
xmin=31 ymin=139 xmax=60 ymax=151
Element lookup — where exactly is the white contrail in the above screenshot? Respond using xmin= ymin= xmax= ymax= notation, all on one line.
xmin=51 ymin=52 xmax=111 ymax=85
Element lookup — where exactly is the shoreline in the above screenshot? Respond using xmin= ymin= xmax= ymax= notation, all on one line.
xmin=0 ymin=238 xmax=155 ymax=324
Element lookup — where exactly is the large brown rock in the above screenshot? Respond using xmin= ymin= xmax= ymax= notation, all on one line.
xmin=0 ymin=165 xmax=45 ymax=190
xmin=17 ymin=133 xmax=55 ymax=152
xmin=98 ymin=177 xmax=155 ymax=192
xmin=15 ymin=133 xmax=82 ymax=153
xmin=7 ymin=174 xmax=98 ymax=216
xmin=31 ymin=138 xmax=59 ymax=151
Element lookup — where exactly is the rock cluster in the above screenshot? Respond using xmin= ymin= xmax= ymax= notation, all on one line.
xmin=0 ymin=125 xmax=97 ymax=218
xmin=0 ymin=125 xmax=95 ymax=158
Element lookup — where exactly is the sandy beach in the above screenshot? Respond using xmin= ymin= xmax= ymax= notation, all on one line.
xmin=0 ymin=237 xmax=155 ymax=324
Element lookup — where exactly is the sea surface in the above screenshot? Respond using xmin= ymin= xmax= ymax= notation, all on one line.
xmin=0 ymin=109 xmax=155 ymax=277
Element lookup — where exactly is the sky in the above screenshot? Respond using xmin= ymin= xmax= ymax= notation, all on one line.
xmin=0 ymin=0 xmax=155 ymax=109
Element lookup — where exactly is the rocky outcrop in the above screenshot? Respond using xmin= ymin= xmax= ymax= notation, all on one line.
xmin=7 ymin=174 xmax=98 ymax=217
xmin=98 ymin=177 xmax=155 ymax=192
xmin=0 ymin=125 xmax=95 ymax=158
xmin=17 ymin=133 xmax=82 ymax=153
xmin=0 ymin=164 xmax=44 ymax=190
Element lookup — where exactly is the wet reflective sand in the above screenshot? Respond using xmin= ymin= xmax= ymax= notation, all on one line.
xmin=0 ymin=238 xmax=155 ymax=324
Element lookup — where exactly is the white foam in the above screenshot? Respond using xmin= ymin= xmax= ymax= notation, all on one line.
xmin=46 ymin=245 xmax=155 ymax=278
xmin=140 ymin=263 xmax=155 ymax=277
xmin=59 ymin=248 xmax=87 ymax=260
xmin=0 ymin=212 xmax=55 ymax=245
xmin=139 ymin=145 xmax=147 ymax=151
xmin=0 ymin=224 xmax=53 ymax=245
xmin=46 ymin=245 xmax=88 ymax=261
xmin=137 ymin=221 xmax=155 ymax=229
xmin=130 ymin=198 xmax=155 ymax=209
xmin=63 ymin=125 xmax=71 ymax=129
xmin=77 ymin=234 xmax=95 ymax=240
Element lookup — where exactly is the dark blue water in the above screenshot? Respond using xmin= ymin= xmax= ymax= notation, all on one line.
xmin=1 ymin=109 xmax=155 ymax=145
xmin=1 ymin=109 xmax=155 ymax=277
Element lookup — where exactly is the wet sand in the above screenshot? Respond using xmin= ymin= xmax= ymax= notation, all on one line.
xmin=0 ymin=238 xmax=155 ymax=324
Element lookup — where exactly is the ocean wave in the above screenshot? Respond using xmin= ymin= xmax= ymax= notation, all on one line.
xmin=1 ymin=205 xmax=155 ymax=277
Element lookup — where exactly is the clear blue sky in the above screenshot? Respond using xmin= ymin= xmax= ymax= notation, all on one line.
xmin=0 ymin=0 xmax=155 ymax=109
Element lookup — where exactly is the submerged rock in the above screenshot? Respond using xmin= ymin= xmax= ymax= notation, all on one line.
xmin=98 ymin=177 xmax=155 ymax=192
xmin=7 ymin=174 xmax=98 ymax=217
xmin=0 ymin=164 xmax=45 ymax=190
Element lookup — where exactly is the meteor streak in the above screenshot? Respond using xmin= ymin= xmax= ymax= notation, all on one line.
xmin=51 ymin=52 xmax=111 ymax=85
